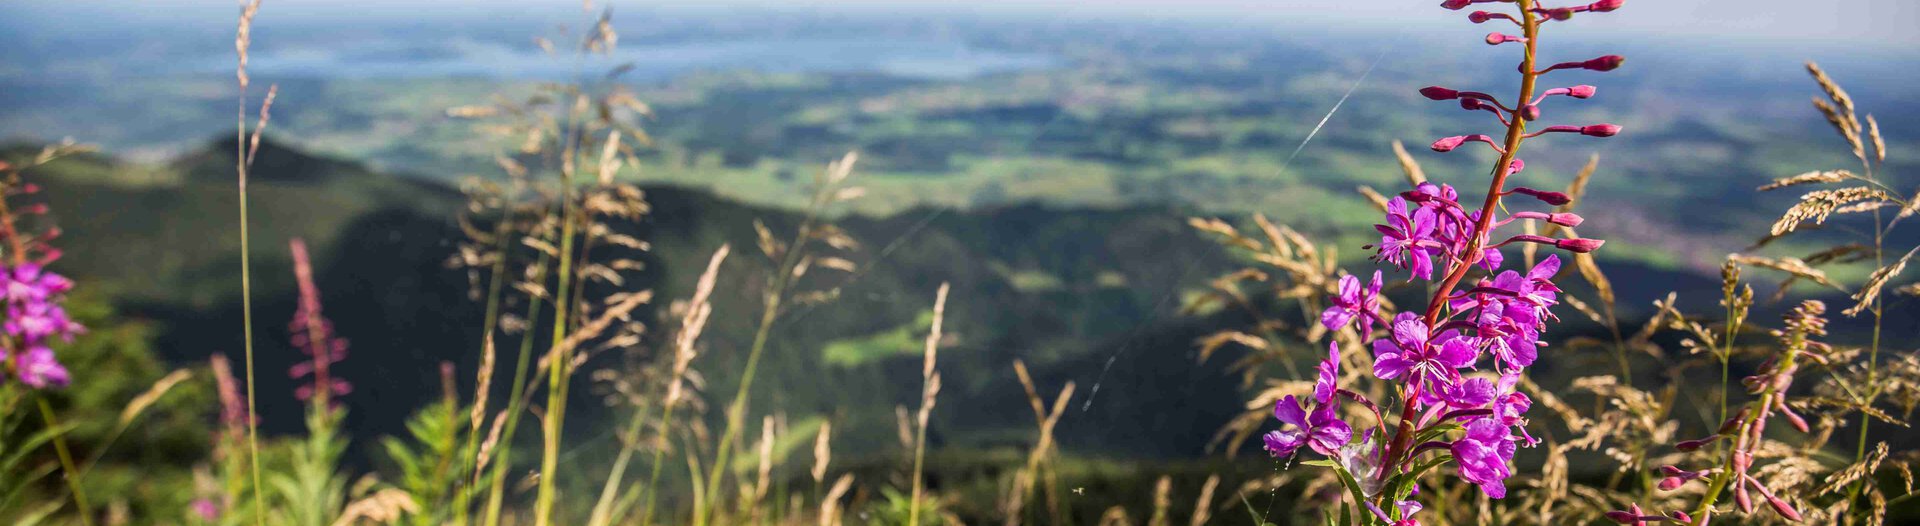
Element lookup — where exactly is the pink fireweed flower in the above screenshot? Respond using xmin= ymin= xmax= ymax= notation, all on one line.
xmin=15 ymin=345 xmax=69 ymax=388
xmin=1374 ymin=197 xmax=1441 ymax=280
xmin=1367 ymin=499 xmax=1425 ymax=526
xmin=1372 ymin=312 xmax=1479 ymax=391
xmin=1491 ymin=371 xmax=1539 ymax=445
xmin=1314 ymin=341 xmax=1341 ymax=404
xmin=0 ymin=264 xmax=71 ymax=302
xmin=1452 ymin=417 xmax=1517 ymax=498
xmin=0 ymin=263 xmax=81 ymax=389
xmin=1438 ymin=375 xmax=1497 ymax=409
xmin=191 ymin=498 xmax=221 ymax=522
xmin=1263 ymin=394 xmax=1352 ymax=457
xmin=1320 ymin=270 xmax=1385 ymax=338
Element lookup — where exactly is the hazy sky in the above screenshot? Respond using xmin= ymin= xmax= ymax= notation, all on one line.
xmin=24 ymin=0 xmax=1920 ymax=48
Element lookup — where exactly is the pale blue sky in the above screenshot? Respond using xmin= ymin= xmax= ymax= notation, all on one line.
xmin=21 ymin=0 xmax=1920 ymax=47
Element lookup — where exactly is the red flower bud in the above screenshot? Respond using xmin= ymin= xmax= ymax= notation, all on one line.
xmin=1778 ymin=395 xmax=1809 ymax=433
xmin=1441 ymin=0 xmax=1473 ymax=10
xmin=1766 ymin=496 xmax=1802 ymax=522
xmin=1511 ymin=187 xmax=1571 ymax=205
xmin=1675 ymin=436 xmax=1717 ymax=452
xmin=1603 ymin=511 xmax=1639 ymax=524
xmin=1658 ymin=476 xmax=1685 ymax=491
xmin=1555 ymin=238 xmax=1605 ymax=253
xmin=1432 ymin=136 xmax=1468 ymax=152
xmin=1581 ymin=124 xmax=1622 ymax=137
xmin=1586 ymin=55 xmax=1627 ymax=71
xmin=1568 ymin=85 xmax=1597 ymax=98
xmin=1486 ymin=33 xmax=1526 ymax=45
xmin=1720 ymin=410 xmax=1747 ymax=433
xmin=1590 ymin=0 xmax=1625 ymax=12
xmin=1421 ymin=86 xmax=1461 ymax=100
xmin=1518 ymin=104 xmax=1541 ymax=121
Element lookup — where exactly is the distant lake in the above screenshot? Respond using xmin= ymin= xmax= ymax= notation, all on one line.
xmin=216 ymin=37 xmax=1060 ymax=81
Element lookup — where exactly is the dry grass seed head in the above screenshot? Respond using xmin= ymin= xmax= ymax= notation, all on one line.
xmin=1757 ymin=170 xmax=1851 ymax=192
xmin=1769 ymin=187 xmax=1891 ymax=236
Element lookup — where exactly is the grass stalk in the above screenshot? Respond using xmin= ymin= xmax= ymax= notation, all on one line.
xmin=908 ymin=284 xmax=950 ymax=526
xmin=478 ymin=251 xmax=551 ymax=526
xmin=453 ymin=192 xmax=520 ymax=526
xmin=532 ymin=206 xmax=578 ymax=526
xmin=233 ymin=2 xmax=266 ymax=522
xmin=36 ymin=398 xmax=91 ymax=526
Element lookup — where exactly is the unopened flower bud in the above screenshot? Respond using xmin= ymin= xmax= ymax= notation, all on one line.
xmin=1675 ymin=435 xmax=1718 ymax=452
xmin=1555 ymin=238 xmax=1605 ymax=253
xmin=1544 ymin=7 xmax=1575 ymax=20
xmin=1568 ymin=85 xmax=1597 ymax=98
xmin=1518 ymin=104 xmax=1540 ymax=120
xmin=1582 ymin=124 xmax=1622 ymax=137
xmin=1735 ymin=481 xmax=1754 ymax=513
xmin=1432 ymin=136 xmax=1467 ymax=152
xmin=1513 ymin=211 xmax=1583 ymax=227
xmin=1586 ymin=55 xmax=1626 ymax=71
xmin=1421 ymin=86 xmax=1461 ymax=100
xmin=1589 ymin=0 xmax=1625 ymax=12
xmin=1468 ymin=10 xmax=1493 ymax=23
xmin=1658 ymin=476 xmax=1685 ymax=491
xmin=1511 ymin=187 xmax=1571 ymax=205
xmin=1603 ymin=511 xmax=1639 ymax=524
xmin=1506 ymin=158 xmax=1526 ymax=175
xmin=23 ymin=203 xmax=48 ymax=214
xmin=1720 ymin=412 xmax=1746 ymax=434
xmin=1440 ymin=0 xmax=1473 ymax=10
xmin=1667 ymin=511 xmax=1692 ymax=523
xmin=19 ymin=183 xmax=40 ymax=194
xmin=1778 ymin=395 xmax=1809 ymax=433
xmin=1486 ymin=33 xmax=1526 ymax=45
xmin=1766 ymin=496 xmax=1803 ymax=522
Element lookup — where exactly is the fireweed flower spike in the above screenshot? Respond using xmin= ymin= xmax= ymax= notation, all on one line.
xmin=1258 ymin=0 xmax=1624 ymax=516
xmin=0 ymin=221 xmax=82 ymax=388
xmin=288 ymin=238 xmax=350 ymax=405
